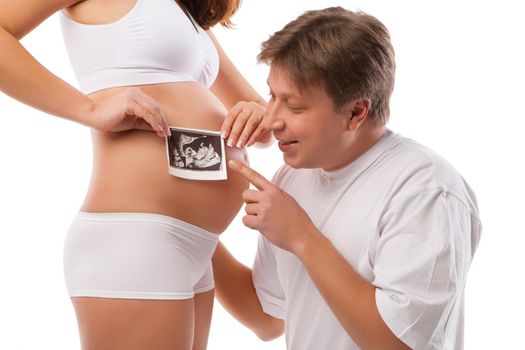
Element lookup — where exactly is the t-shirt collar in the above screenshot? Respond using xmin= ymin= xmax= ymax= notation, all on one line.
xmin=318 ymin=129 xmax=397 ymax=183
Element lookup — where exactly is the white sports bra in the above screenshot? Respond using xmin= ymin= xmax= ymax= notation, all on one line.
xmin=60 ymin=0 xmax=219 ymax=94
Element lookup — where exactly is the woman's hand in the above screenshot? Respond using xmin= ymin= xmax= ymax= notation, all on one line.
xmin=91 ymin=87 xmax=171 ymax=137
xmin=220 ymin=101 xmax=273 ymax=148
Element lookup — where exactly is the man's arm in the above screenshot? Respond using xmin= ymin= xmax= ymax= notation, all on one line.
xmin=228 ymin=159 xmax=410 ymax=350
xmin=295 ymin=227 xmax=410 ymax=350
xmin=211 ymin=242 xmax=284 ymax=341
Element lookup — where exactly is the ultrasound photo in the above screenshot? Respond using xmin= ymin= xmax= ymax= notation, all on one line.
xmin=166 ymin=127 xmax=227 ymax=180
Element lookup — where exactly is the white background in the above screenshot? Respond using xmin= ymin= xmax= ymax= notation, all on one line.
xmin=0 ymin=0 xmax=523 ymax=348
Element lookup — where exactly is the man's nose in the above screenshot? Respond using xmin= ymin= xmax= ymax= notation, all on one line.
xmin=269 ymin=119 xmax=285 ymax=131
xmin=264 ymin=104 xmax=285 ymax=131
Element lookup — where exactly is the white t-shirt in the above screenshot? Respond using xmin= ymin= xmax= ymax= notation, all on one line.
xmin=252 ymin=130 xmax=481 ymax=350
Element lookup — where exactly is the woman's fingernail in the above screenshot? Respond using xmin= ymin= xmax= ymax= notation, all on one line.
xmin=227 ymin=138 xmax=234 ymax=147
xmin=236 ymin=140 xmax=244 ymax=148
xmin=221 ymin=130 xmax=227 ymax=139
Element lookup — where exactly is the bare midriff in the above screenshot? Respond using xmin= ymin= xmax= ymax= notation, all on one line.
xmin=82 ymin=82 xmax=249 ymax=234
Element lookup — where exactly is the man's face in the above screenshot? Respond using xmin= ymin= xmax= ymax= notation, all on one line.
xmin=265 ymin=65 xmax=350 ymax=170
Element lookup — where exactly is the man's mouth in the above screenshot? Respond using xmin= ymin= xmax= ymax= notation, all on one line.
xmin=279 ymin=140 xmax=298 ymax=145
xmin=278 ymin=140 xmax=298 ymax=153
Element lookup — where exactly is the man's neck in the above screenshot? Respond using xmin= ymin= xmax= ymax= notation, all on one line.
xmin=323 ymin=124 xmax=387 ymax=172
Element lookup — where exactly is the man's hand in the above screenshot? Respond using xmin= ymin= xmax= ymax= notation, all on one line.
xmin=228 ymin=159 xmax=315 ymax=255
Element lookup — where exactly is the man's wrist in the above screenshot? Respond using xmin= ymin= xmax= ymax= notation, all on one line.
xmin=293 ymin=223 xmax=326 ymax=261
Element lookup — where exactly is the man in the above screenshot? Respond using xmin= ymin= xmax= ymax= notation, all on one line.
xmin=213 ymin=7 xmax=481 ymax=350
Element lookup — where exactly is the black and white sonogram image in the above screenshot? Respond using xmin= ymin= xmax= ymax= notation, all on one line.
xmin=166 ymin=127 xmax=227 ymax=180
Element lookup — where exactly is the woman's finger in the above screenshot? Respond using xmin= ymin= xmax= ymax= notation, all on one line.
xmin=221 ymin=103 xmax=243 ymax=139
xmin=227 ymin=108 xmax=251 ymax=147
xmin=128 ymin=90 xmax=168 ymax=137
xmin=128 ymin=99 xmax=166 ymax=137
xmin=238 ymin=110 xmax=264 ymax=147
xmin=246 ymin=122 xmax=266 ymax=147
xmin=140 ymin=92 xmax=171 ymax=136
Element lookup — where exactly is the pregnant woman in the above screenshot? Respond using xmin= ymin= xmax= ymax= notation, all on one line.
xmin=0 ymin=0 xmax=270 ymax=349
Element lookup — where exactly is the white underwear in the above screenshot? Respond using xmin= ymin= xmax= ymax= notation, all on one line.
xmin=63 ymin=212 xmax=219 ymax=300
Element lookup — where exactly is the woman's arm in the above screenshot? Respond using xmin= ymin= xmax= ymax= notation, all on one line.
xmin=207 ymin=30 xmax=273 ymax=148
xmin=212 ymin=242 xmax=284 ymax=341
xmin=0 ymin=0 xmax=170 ymax=137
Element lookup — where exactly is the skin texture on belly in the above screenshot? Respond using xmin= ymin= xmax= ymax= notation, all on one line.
xmin=81 ymin=82 xmax=249 ymax=233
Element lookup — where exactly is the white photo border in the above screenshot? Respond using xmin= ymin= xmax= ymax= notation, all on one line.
xmin=165 ymin=126 xmax=227 ymax=181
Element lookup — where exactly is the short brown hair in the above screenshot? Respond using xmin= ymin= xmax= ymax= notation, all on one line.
xmin=175 ymin=0 xmax=241 ymax=29
xmin=258 ymin=7 xmax=396 ymax=126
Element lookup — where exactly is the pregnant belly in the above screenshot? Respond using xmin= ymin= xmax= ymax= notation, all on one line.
xmin=81 ymin=82 xmax=249 ymax=234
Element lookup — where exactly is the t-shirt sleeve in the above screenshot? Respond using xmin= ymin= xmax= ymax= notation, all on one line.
xmin=252 ymin=235 xmax=286 ymax=320
xmin=373 ymin=189 xmax=480 ymax=349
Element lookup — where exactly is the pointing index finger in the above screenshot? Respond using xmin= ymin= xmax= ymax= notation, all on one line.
xmin=228 ymin=160 xmax=272 ymax=191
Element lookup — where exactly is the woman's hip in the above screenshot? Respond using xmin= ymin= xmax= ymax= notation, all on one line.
xmin=63 ymin=211 xmax=219 ymax=300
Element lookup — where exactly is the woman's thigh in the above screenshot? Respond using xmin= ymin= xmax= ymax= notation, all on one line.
xmin=72 ymin=297 xmax=194 ymax=350
xmin=192 ymin=289 xmax=214 ymax=350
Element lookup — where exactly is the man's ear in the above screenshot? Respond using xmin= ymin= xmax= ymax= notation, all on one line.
xmin=346 ymin=99 xmax=371 ymax=131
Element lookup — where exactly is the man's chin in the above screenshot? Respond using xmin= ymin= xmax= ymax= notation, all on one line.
xmin=283 ymin=155 xmax=306 ymax=169
xmin=284 ymin=156 xmax=324 ymax=170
